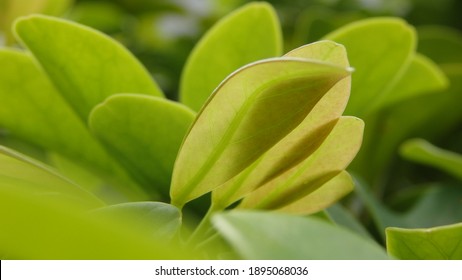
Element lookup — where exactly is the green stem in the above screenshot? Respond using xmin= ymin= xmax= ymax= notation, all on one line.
xmin=188 ymin=203 xmax=222 ymax=245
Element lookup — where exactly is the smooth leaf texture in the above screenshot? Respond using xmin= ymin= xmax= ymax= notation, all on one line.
xmin=0 ymin=48 xmax=146 ymax=200
xmin=0 ymin=186 xmax=194 ymax=259
xmin=0 ymin=146 xmax=103 ymax=209
xmin=401 ymin=139 xmax=462 ymax=181
xmin=90 ymin=94 xmax=195 ymax=198
xmin=14 ymin=15 xmax=164 ymax=121
xmin=90 ymin=202 xmax=181 ymax=240
xmin=325 ymin=203 xmax=373 ymax=239
xmin=180 ymin=2 xmax=282 ymax=111
xmin=239 ymin=116 xmax=363 ymax=210
xmin=324 ymin=17 xmax=416 ymax=117
xmin=277 ymin=171 xmax=354 ymax=215
xmin=418 ymin=26 xmax=462 ymax=65
xmin=213 ymin=40 xmax=352 ymax=209
xmin=387 ymin=223 xmax=462 ymax=260
xmin=213 ymin=211 xmax=389 ymax=259
xmin=372 ymin=54 xmax=448 ymax=110
xmin=171 ymin=57 xmax=351 ymax=207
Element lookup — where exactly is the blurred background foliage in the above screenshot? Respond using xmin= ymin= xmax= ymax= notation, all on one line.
xmin=1 ymin=0 xmax=462 ymax=243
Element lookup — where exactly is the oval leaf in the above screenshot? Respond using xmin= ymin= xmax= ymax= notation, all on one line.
xmin=387 ymin=223 xmax=462 ymax=260
xmin=212 ymin=40 xmax=351 ymax=208
xmin=239 ymin=116 xmax=363 ymax=210
xmin=14 ymin=14 xmax=164 ymax=121
xmin=171 ymin=58 xmax=351 ymax=207
xmin=213 ymin=211 xmax=389 ymax=259
xmin=89 ymin=94 xmax=195 ymax=198
xmin=0 ymin=48 xmax=146 ymax=200
xmin=180 ymin=2 xmax=282 ymax=111
xmin=324 ymin=17 xmax=416 ymax=116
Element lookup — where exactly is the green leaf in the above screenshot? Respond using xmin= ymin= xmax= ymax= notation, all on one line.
xmin=14 ymin=14 xmax=164 ymax=121
xmin=212 ymin=40 xmax=352 ymax=209
xmin=401 ymin=138 xmax=462 ymax=181
xmin=0 ymin=145 xmax=103 ymax=209
xmin=89 ymin=94 xmax=195 ymax=198
xmin=418 ymin=25 xmax=462 ymax=65
xmin=324 ymin=17 xmax=416 ymax=117
xmin=180 ymin=2 xmax=282 ymax=111
xmin=171 ymin=57 xmax=351 ymax=207
xmin=213 ymin=211 xmax=389 ymax=259
xmin=90 ymin=201 xmax=181 ymax=240
xmin=371 ymin=54 xmax=448 ymax=110
xmin=277 ymin=171 xmax=354 ymax=215
xmin=387 ymin=223 xmax=462 ymax=260
xmin=0 ymin=186 xmax=194 ymax=259
xmin=0 ymin=48 xmax=146 ymax=200
xmin=239 ymin=116 xmax=363 ymax=210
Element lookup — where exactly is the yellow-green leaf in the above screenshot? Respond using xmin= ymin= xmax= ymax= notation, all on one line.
xmin=14 ymin=15 xmax=164 ymax=121
xmin=180 ymin=2 xmax=282 ymax=111
xmin=212 ymin=40 xmax=352 ymax=209
xmin=171 ymin=58 xmax=351 ymax=207
xmin=89 ymin=94 xmax=195 ymax=198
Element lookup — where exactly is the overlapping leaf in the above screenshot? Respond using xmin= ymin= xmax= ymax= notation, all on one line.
xmin=180 ymin=2 xmax=282 ymax=111
xmin=0 ymin=146 xmax=103 ymax=209
xmin=324 ymin=17 xmax=416 ymax=117
xmin=213 ymin=41 xmax=357 ymax=212
xmin=171 ymin=56 xmax=352 ymax=207
xmin=14 ymin=15 xmax=164 ymax=121
xmin=387 ymin=223 xmax=462 ymax=260
xmin=90 ymin=94 xmax=195 ymax=198
xmin=0 ymin=49 xmax=144 ymax=200
xmin=0 ymin=186 xmax=194 ymax=259
xmin=213 ymin=211 xmax=389 ymax=259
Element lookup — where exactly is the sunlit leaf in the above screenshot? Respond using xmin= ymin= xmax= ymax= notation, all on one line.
xmin=239 ymin=116 xmax=363 ymax=210
xmin=171 ymin=57 xmax=351 ymax=207
xmin=213 ymin=211 xmax=389 ymax=259
xmin=324 ymin=17 xmax=416 ymax=117
xmin=0 ymin=145 xmax=103 ymax=209
xmin=387 ymin=223 xmax=462 ymax=260
xmin=180 ymin=2 xmax=282 ymax=111
xmin=14 ymin=15 xmax=164 ymax=121
xmin=277 ymin=171 xmax=354 ymax=215
xmin=90 ymin=94 xmax=195 ymax=198
xmin=90 ymin=201 xmax=181 ymax=240
xmin=212 ymin=40 xmax=352 ymax=209
xmin=0 ymin=48 xmax=146 ymax=200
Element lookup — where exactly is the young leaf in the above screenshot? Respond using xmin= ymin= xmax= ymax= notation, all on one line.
xmin=212 ymin=40 xmax=352 ymax=208
xmin=14 ymin=14 xmax=164 ymax=121
xmin=277 ymin=171 xmax=354 ymax=215
xmin=387 ymin=223 xmax=462 ymax=260
xmin=239 ymin=116 xmax=363 ymax=210
xmin=213 ymin=211 xmax=389 ymax=259
xmin=90 ymin=202 xmax=181 ymax=240
xmin=0 ymin=186 xmax=194 ymax=259
xmin=89 ymin=94 xmax=195 ymax=198
xmin=400 ymin=138 xmax=462 ymax=181
xmin=180 ymin=2 xmax=282 ymax=111
xmin=171 ymin=58 xmax=352 ymax=207
xmin=0 ymin=145 xmax=103 ymax=209
xmin=0 ymin=49 xmax=146 ymax=200
xmin=324 ymin=17 xmax=416 ymax=117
